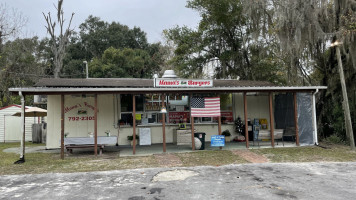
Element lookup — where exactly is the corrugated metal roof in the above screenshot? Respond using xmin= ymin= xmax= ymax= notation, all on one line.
xmin=9 ymin=86 xmax=328 ymax=95
xmin=34 ymin=78 xmax=154 ymax=88
xmin=9 ymin=78 xmax=327 ymax=95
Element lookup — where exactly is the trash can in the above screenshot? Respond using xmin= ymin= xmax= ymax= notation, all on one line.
xmin=32 ymin=124 xmax=42 ymax=143
xmin=194 ymin=132 xmax=206 ymax=150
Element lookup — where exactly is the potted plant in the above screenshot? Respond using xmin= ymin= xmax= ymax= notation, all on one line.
xmin=127 ymin=135 xmax=139 ymax=146
xmin=222 ymin=130 xmax=231 ymax=142
xmin=105 ymin=130 xmax=111 ymax=137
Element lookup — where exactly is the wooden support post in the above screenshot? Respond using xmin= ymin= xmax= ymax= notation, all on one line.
xmin=294 ymin=92 xmax=300 ymax=146
xmin=61 ymin=94 xmax=64 ymax=159
xmin=190 ymin=94 xmax=195 ymax=151
xmin=243 ymin=92 xmax=249 ymax=148
xmin=191 ymin=116 xmax=195 ymax=151
xmin=218 ymin=115 xmax=222 ymax=150
xmin=94 ymin=94 xmax=98 ymax=156
xmin=269 ymin=92 xmax=275 ymax=147
xmin=162 ymin=94 xmax=166 ymax=153
xmin=133 ymin=95 xmax=136 ymax=154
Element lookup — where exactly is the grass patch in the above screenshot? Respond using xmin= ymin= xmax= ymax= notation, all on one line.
xmin=2 ymin=142 xmax=356 ymax=175
xmin=251 ymin=142 xmax=356 ymax=163
xmin=0 ymin=142 xmax=159 ymax=175
xmin=175 ymin=150 xmax=247 ymax=167
xmin=0 ymin=142 xmax=46 ymax=167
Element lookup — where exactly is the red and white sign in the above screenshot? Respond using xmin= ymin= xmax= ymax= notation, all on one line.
xmin=213 ymin=111 xmax=233 ymax=122
xmin=65 ymin=102 xmax=95 ymax=123
xmin=154 ymin=79 xmax=213 ymax=88
xmin=168 ymin=112 xmax=190 ymax=124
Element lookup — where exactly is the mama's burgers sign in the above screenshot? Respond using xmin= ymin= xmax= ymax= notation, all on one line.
xmin=154 ymin=78 xmax=213 ymax=88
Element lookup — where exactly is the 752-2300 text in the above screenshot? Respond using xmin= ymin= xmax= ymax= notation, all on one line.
xmin=68 ymin=116 xmax=95 ymax=121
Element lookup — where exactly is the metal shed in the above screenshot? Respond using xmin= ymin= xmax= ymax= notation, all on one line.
xmin=0 ymin=105 xmax=36 ymax=142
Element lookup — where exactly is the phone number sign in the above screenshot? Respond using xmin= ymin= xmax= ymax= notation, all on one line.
xmin=68 ymin=116 xmax=95 ymax=121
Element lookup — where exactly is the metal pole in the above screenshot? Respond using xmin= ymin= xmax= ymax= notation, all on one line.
xmin=20 ymin=92 xmax=25 ymax=161
xmin=14 ymin=92 xmax=26 ymax=164
xmin=312 ymin=89 xmax=319 ymax=145
xmin=83 ymin=61 xmax=88 ymax=79
xmin=336 ymin=46 xmax=355 ymax=150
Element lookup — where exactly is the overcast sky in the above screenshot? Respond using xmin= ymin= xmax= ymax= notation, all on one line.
xmin=1 ymin=0 xmax=201 ymax=43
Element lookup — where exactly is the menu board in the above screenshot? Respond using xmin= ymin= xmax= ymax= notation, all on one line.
xmin=139 ymin=128 xmax=151 ymax=145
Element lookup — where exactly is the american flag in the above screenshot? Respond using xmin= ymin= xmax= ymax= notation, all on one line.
xmin=191 ymin=97 xmax=221 ymax=117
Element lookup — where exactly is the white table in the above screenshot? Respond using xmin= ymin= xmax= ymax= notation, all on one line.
xmin=64 ymin=136 xmax=117 ymax=145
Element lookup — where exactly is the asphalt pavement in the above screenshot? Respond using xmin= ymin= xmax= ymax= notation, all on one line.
xmin=1 ymin=162 xmax=356 ymax=200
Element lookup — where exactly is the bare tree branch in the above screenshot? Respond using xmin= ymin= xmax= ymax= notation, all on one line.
xmin=42 ymin=0 xmax=74 ymax=78
xmin=0 ymin=3 xmax=27 ymax=50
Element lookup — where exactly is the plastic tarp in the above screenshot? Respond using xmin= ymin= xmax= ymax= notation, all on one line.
xmin=297 ymin=93 xmax=314 ymax=145
xmin=274 ymin=93 xmax=295 ymax=129
xmin=274 ymin=93 xmax=314 ymax=145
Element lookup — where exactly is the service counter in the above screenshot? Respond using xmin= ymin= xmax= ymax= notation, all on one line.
xmin=118 ymin=123 xmax=235 ymax=146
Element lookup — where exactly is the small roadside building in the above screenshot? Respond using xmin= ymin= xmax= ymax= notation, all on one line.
xmin=9 ymin=75 xmax=327 ymax=159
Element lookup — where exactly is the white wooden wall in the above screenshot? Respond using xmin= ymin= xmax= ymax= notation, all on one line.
xmin=46 ymin=94 xmax=117 ymax=149
xmin=233 ymin=93 xmax=271 ymax=127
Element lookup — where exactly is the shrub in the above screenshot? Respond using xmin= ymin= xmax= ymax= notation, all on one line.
xmin=324 ymin=134 xmax=344 ymax=144
xmin=222 ymin=130 xmax=231 ymax=136
xmin=127 ymin=135 xmax=139 ymax=140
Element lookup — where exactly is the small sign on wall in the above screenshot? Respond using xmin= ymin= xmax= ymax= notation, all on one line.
xmin=211 ymin=135 xmax=225 ymax=147
xmin=78 ymin=109 xmax=87 ymax=115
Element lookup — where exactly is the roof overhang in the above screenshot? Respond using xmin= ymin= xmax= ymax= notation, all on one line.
xmin=9 ymin=86 xmax=328 ymax=95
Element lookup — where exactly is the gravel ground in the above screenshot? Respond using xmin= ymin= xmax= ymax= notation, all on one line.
xmin=1 ymin=162 xmax=356 ymax=200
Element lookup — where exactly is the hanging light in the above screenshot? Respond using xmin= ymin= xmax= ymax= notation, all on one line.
xmin=160 ymin=106 xmax=167 ymax=113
